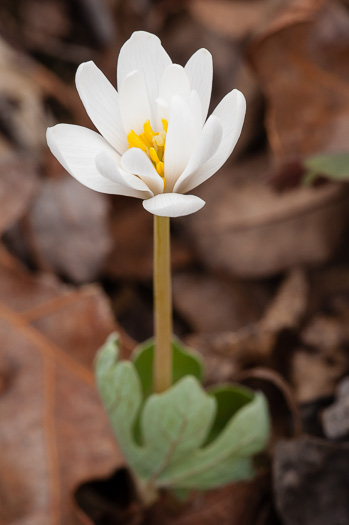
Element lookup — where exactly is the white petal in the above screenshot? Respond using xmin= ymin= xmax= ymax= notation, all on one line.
xmin=189 ymin=90 xmax=203 ymax=135
xmin=164 ymin=96 xmax=198 ymax=191
xmin=185 ymin=49 xmax=213 ymax=124
xmin=178 ymin=89 xmax=246 ymax=192
xmin=46 ymin=124 xmax=146 ymax=198
xmin=75 ymin=61 xmax=127 ymax=154
xmin=207 ymin=88 xmax=246 ymax=171
xmin=119 ymin=70 xmax=152 ymax=135
xmin=155 ymin=97 xmax=170 ymax=130
xmin=121 ymin=148 xmax=164 ymax=195
xmin=95 ymin=150 xmax=153 ymax=195
xmin=173 ymin=115 xmax=223 ymax=193
xmin=117 ymin=31 xmax=172 ymax=120
xmin=143 ymin=193 xmax=205 ymax=217
xmin=159 ymin=64 xmax=191 ymax=105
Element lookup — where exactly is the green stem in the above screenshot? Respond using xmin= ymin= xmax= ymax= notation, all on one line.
xmin=153 ymin=215 xmax=172 ymax=393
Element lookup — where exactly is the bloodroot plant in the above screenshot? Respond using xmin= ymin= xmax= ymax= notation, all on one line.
xmin=47 ymin=31 xmax=270 ymax=504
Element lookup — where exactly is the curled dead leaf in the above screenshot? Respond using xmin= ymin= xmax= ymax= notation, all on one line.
xmin=187 ymin=157 xmax=349 ymax=278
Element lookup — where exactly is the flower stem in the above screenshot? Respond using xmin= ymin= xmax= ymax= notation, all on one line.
xmin=153 ymin=215 xmax=172 ymax=393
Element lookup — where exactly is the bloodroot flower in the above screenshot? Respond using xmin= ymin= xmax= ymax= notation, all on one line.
xmin=47 ymin=31 xmax=246 ymax=217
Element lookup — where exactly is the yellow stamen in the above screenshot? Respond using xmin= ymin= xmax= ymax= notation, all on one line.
xmin=139 ymin=132 xmax=152 ymax=148
xmin=149 ymin=147 xmax=160 ymax=164
xmin=157 ymin=161 xmax=164 ymax=177
xmin=127 ymin=119 xmax=168 ymax=180
xmin=127 ymin=130 xmax=147 ymax=153
xmin=144 ymin=120 xmax=155 ymax=142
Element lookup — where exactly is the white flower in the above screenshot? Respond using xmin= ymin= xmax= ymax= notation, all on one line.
xmin=46 ymin=31 xmax=246 ymax=218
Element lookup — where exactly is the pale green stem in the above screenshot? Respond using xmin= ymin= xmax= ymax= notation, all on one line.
xmin=153 ymin=215 xmax=172 ymax=393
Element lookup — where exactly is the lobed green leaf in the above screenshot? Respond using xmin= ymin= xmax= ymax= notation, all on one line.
xmin=95 ymin=334 xmax=270 ymax=492
xmin=132 ymin=337 xmax=203 ymax=398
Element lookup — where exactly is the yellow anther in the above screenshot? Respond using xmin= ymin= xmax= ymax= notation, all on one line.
xmin=144 ymin=120 xmax=155 ymax=142
xmin=127 ymin=130 xmax=147 ymax=153
xmin=127 ymin=119 xmax=168 ymax=182
xmin=156 ymin=161 xmax=165 ymax=177
xmin=149 ymin=147 xmax=160 ymax=164
xmin=139 ymin=132 xmax=152 ymax=148
xmin=162 ymin=119 xmax=168 ymax=132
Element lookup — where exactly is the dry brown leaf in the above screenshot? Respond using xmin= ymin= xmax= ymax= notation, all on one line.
xmin=249 ymin=0 xmax=349 ymax=160
xmin=187 ymin=156 xmax=349 ymax=278
xmin=238 ymin=367 xmax=302 ymax=439
xmin=308 ymin=265 xmax=349 ymax=317
xmin=6 ymin=174 xmax=113 ymax=283
xmin=189 ymin=0 xmax=286 ymax=40
xmin=291 ymin=315 xmax=349 ymax=403
xmin=0 ymin=247 xmax=131 ymax=525
xmin=260 ymin=0 xmax=326 ymax=34
xmin=147 ymin=474 xmax=271 ymax=525
xmin=77 ymin=468 xmax=272 ymax=525
xmin=105 ymin=199 xmax=194 ymax=281
xmin=0 ymin=31 xmax=85 ymax=155
xmin=302 ymin=315 xmax=349 ymax=350
xmin=173 ymin=271 xmax=267 ymax=333
xmin=0 ymin=36 xmax=48 ymax=154
xmin=186 ymin=269 xmax=308 ymax=385
xmin=322 ymin=376 xmax=349 ymax=440
xmin=274 ymin=436 xmax=349 ymax=525
xmin=261 ymin=268 xmax=309 ymax=332
xmin=0 ymin=156 xmax=38 ymax=236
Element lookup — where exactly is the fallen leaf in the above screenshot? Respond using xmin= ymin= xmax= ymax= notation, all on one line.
xmin=186 ymin=269 xmax=308 ymax=385
xmin=274 ymin=436 xmax=349 ymax=525
xmin=0 ymin=247 xmax=129 ymax=525
xmin=308 ymin=265 xmax=349 ymax=316
xmin=0 ymin=36 xmax=48 ymax=154
xmin=0 ymin=155 xmax=38 ymax=236
xmin=187 ymin=156 xmax=349 ymax=278
xmin=147 ymin=473 xmax=271 ymax=525
xmin=173 ymin=271 xmax=266 ymax=333
xmin=238 ymin=367 xmax=302 ymax=440
xmin=76 ymin=467 xmax=272 ymax=525
xmin=322 ymin=376 xmax=349 ymax=440
xmin=6 ymin=173 xmax=113 ymax=283
xmin=291 ymin=315 xmax=349 ymax=403
xmin=189 ymin=0 xmax=285 ymax=41
xmin=249 ymin=1 xmax=349 ymax=160
xmin=105 ymin=199 xmax=194 ymax=281
xmin=261 ymin=268 xmax=309 ymax=332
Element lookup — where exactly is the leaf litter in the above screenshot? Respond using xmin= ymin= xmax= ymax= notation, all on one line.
xmin=1 ymin=0 xmax=349 ymax=524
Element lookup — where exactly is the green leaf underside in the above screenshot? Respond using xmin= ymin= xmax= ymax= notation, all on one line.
xmin=132 ymin=337 xmax=204 ymax=398
xmin=95 ymin=334 xmax=270 ymax=491
xmin=304 ymin=152 xmax=349 ymax=183
xmin=95 ymin=334 xmax=144 ymax=468
xmin=205 ymin=384 xmax=255 ymax=445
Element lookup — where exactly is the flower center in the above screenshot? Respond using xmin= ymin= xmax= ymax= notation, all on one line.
xmin=127 ymin=119 xmax=168 ymax=179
